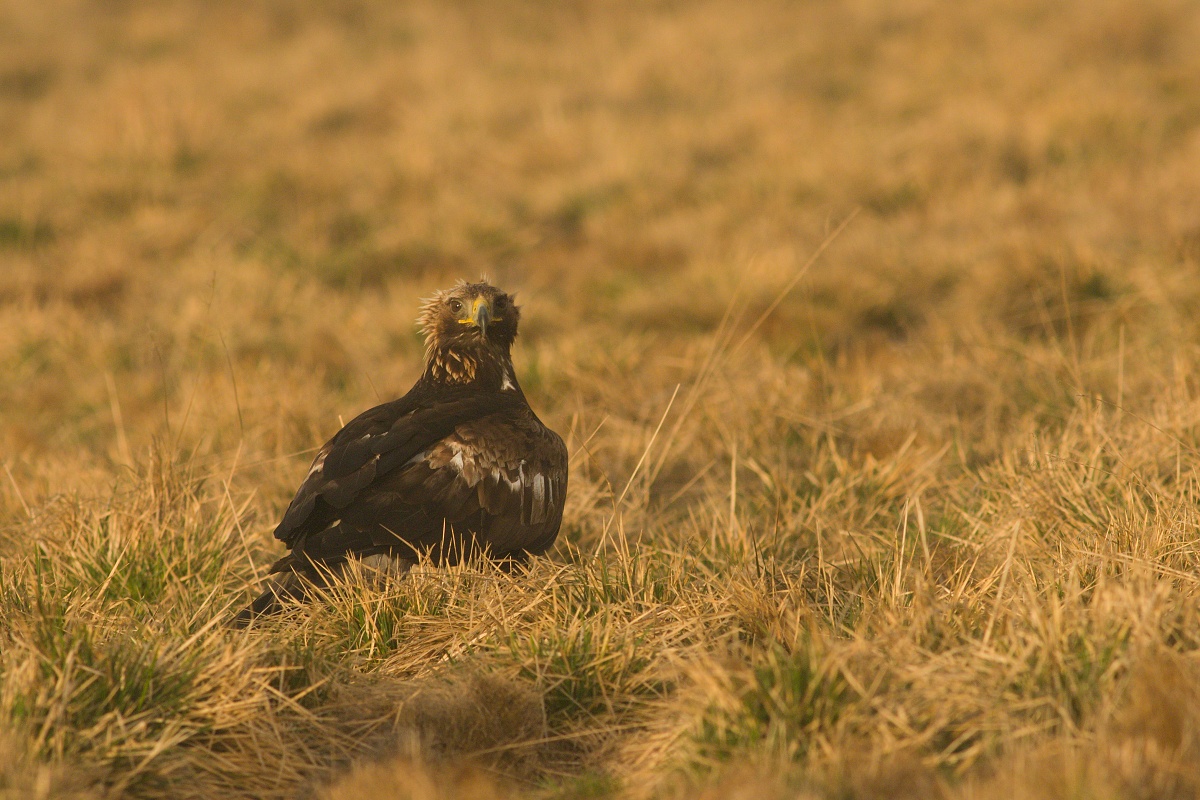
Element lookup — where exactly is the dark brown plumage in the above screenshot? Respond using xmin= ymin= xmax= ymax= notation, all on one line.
xmin=232 ymin=281 xmax=568 ymax=625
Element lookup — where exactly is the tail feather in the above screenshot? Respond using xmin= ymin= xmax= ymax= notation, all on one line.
xmin=228 ymin=572 xmax=308 ymax=628
xmin=228 ymin=552 xmax=415 ymax=628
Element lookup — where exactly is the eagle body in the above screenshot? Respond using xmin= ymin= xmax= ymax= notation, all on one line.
xmin=233 ymin=282 xmax=567 ymax=625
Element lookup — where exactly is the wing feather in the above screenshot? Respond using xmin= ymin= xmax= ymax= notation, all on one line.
xmin=274 ymin=385 xmax=567 ymax=569
xmin=322 ymin=454 xmax=379 ymax=507
xmin=274 ymin=389 xmax=525 ymax=544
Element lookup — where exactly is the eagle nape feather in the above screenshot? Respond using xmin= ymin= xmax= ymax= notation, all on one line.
xmin=230 ymin=280 xmax=568 ymax=626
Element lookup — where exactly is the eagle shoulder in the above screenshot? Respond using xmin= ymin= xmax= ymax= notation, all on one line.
xmin=419 ymin=409 xmax=568 ymax=536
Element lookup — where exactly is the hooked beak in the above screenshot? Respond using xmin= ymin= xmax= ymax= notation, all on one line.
xmin=470 ymin=296 xmax=492 ymax=337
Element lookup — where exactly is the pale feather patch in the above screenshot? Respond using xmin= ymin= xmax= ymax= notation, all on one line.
xmin=306 ymin=450 xmax=328 ymax=479
xmin=408 ymin=437 xmax=551 ymax=524
xmin=358 ymin=553 xmax=415 ymax=580
xmin=531 ymin=473 xmax=547 ymax=524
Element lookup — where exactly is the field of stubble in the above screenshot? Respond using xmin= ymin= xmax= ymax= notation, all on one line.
xmin=3 ymin=1 xmax=1200 ymax=797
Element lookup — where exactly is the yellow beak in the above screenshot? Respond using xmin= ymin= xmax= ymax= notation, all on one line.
xmin=469 ymin=296 xmax=492 ymax=336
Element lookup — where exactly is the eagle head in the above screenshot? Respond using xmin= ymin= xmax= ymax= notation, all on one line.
xmin=418 ymin=280 xmax=521 ymax=386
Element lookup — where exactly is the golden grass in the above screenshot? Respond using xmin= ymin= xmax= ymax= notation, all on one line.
xmin=4 ymin=0 xmax=1200 ymax=796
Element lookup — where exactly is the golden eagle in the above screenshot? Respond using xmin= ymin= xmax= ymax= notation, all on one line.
xmin=233 ymin=281 xmax=567 ymax=625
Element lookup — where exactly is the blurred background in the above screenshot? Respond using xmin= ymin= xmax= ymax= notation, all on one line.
xmin=1 ymin=0 xmax=1199 ymax=505
xmin=6 ymin=3 xmax=1200 ymax=796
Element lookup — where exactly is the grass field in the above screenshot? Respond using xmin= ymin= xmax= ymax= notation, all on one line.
xmin=4 ymin=0 xmax=1200 ymax=797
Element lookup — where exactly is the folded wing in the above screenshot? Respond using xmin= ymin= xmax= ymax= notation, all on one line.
xmin=272 ymin=388 xmax=567 ymax=575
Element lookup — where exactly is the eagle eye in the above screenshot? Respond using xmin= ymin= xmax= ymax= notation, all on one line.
xmin=447 ymin=298 xmax=463 ymax=314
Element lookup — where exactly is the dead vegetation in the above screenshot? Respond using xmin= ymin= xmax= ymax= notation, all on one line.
xmin=3 ymin=0 xmax=1200 ymax=797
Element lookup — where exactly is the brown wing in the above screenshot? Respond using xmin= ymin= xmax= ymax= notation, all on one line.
xmin=413 ymin=407 xmax=568 ymax=556
xmin=273 ymin=387 xmax=525 ymax=545
xmin=276 ymin=398 xmax=567 ymax=572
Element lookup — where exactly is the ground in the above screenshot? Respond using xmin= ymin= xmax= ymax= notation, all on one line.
xmin=3 ymin=0 xmax=1200 ymax=797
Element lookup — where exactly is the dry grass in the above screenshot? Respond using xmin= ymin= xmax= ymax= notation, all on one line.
xmin=4 ymin=0 xmax=1200 ymax=796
